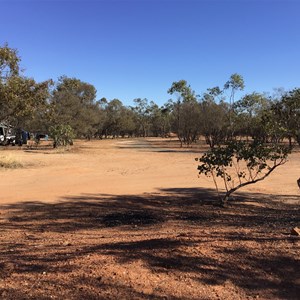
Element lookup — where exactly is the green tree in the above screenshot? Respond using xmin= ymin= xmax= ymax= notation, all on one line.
xmin=50 ymin=76 xmax=100 ymax=138
xmin=132 ymin=98 xmax=151 ymax=137
xmin=168 ymin=80 xmax=200 ymax=146
xmin=103 ymin=99 xmax=124 ymax=138
xmin=270 ymin=89 xmax=300 ymax=146
xmin=148 ymin=102 xmax=171 ymax=137
xmin=197 ymin=140 xmax=290 ymax=206
xmin=224 ymin=73 xmax=245 ymax=137
xmin=199 ymin=86 xmax=229 ymax=147
xmin=224 ymin=73 xmax=245 ymax=108
xmin=0 ymin=43 xmax=20 ymax=80
xmin=233 ymin=92 xmax=270 ymax=141
xmin=199 ymin=99 xmax=229 ymax=148
xmin=260 ymin=89 xmax=300 ymax=146
xmin=119 ymin=107 xmax=137 ymax=137
xmin=50 ymin=124 xmax=75 ymax=148
xmin=0 ymin=44 xmax=51 ymax=128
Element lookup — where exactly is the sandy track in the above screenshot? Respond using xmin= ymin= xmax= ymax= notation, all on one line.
xmin=0 ymin=138 xmax=299 ymax=204
xmin=0 ymin=139 xmax=200 ymax=204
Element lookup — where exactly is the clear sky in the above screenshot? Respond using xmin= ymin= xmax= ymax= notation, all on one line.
xmin=1 ymin=0 xmax=299 ymax=106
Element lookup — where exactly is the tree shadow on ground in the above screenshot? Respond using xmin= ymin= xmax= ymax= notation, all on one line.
xmin=1 ymin=188 xmax=299 ymax=299
xmin=117 ymin=145 xmax=203 ymax=154
xmin=116 ymin=138 xmax=206 ymax=154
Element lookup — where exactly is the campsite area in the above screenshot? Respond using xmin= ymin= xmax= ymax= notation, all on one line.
xmin=0 ymin=138 xmax=299 ymax=299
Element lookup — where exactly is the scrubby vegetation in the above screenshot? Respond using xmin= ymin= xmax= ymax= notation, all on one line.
xmin=0 ymin=154 xmax=22 ymax=169
xmin=50 ymin=124 xmax=75 ymax=148
xmin=196 ymin=140 xmax=291 ymax=205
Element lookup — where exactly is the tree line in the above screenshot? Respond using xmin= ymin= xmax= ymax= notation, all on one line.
xmin=1 ymin=44 xmax=299 ymax=147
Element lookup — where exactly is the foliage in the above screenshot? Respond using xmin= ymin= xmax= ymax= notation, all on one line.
xmin=196 ymin=141 xmax=290 ymax=205
xmin=224 ymin=73 xmax=245 ymax=100
xmin=148 ymin=102 xmax=171 ymax=137
xmin=0 ymin=44 xmax=20 ymax=80
xmin=233 ymin=92 xmax=270 ymax=141
xmin=49 ymin=76 xmax=100 ymax=139
xmin=197 ymin=74 xmax=246 ymax=146
xmin=0 ymin=44 xmax=52 ymax=127
xmin=1 ymin=77 xmax=52 ymax=123
xmin=168 ymin=80 xmax=200 ymax=146
xmin=224 ymin=73 xmax=245 ymax=137
xmin=168 ymin=80 xmax=197 ymax=102
xmin=264 ymin=89 xmax=300 ymax=145
xmin=118 ymin=107 xmax=137 ymax=137
xmin=50 ymin=124 xmax=75 ymax=148
xmin=131 ymin=98 xmax=151 ymax=137
xmin=98 ymin=98 xmax=137 ymax=138
xmin=199 ymin=94 xmax=229 ymax=148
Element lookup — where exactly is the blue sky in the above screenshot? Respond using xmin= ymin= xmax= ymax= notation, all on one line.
xmin=1 ymin=0 xmax=299 ymax=106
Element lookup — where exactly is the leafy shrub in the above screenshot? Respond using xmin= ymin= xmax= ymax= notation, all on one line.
xmin=196 ymin=141 xmax=291 ymax=205
xmin=49 ymin=124 xmax=75 ymax=148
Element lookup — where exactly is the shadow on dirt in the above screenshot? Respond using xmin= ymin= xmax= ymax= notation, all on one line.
xmin=116 ymin=138 xmax=206 ymax=154
xmin=1 ymin=188 xmax=299 ymax=299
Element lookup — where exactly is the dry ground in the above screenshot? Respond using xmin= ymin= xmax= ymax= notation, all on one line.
xmin=0 ymin=138 xmax=299 ymax=299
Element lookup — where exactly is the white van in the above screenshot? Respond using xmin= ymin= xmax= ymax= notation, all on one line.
xmin=0 ymin=123 xmax=16 ymax=145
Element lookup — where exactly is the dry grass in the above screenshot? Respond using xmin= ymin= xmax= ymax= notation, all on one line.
xmin=0 ymin=154 xmax=23 ymax=169
xmin=53 ymin=145 xmax=73 ymax=153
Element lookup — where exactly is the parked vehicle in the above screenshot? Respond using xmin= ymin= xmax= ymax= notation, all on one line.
xmin=35 ymin=133 xmax=49 ymax=141
xmin=0 ymin=123 xmax=16 ymax=145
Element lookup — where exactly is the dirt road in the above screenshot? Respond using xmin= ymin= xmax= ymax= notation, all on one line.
xmin=0 ymin=138 xmax=299 ymax=204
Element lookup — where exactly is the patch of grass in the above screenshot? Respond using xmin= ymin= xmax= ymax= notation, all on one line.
xmin=51 ymin=145 xmax=73 ymax=154
xmin=0 ymin=154 xmax=23 ymax=169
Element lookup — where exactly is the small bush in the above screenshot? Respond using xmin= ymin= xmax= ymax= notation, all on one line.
xmin=50 ymin=124 xmax=75 ymax=148
xmin=196 ymin=140 xmax=290 ymax=205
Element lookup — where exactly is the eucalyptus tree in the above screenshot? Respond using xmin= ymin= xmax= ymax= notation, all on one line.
xmin=233 ymin=92 xmax=270 ymax=141
xmin=50 ymin=76 xmax=100 ymax=138
xmin=224 ymin=73 xmax=245 ymax=137
xmin=154 ymin=102 xmax=172 ymax=138
xmin=118 ymin=106 xmax=137 ymax=137
xmin=0 ymin=44 xmax=51 ymax=128
xmin=146 ymin=101 xmax=171 ymax=137
xmin=168 ymin=80 xmax=201 ymax=146
xmin=131 ymin=98 xmax=151 ymax=137
xmin=0 ymin=43 xmax=20 ymax=80
xmin=224 ymin=73 xmax=245 ymax=106
xmin=265 ymin=88 xmax=300 ymax=146
xmin=103 ymin=99 xmax=124 ymax=137
xmin=280 ymin=88 xmax=300 ymax=145
xmin=200 ymin=100 xmax=229 ymax=148
xmin=197 ymin=74 xmax=245 ymax=146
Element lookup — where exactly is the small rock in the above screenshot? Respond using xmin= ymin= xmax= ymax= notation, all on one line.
xmin=291 ymin=227 xmax=300 ymax=236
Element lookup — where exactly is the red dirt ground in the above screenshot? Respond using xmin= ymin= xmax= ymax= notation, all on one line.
xmin=0 ymin=138 xmax=299 ymax=299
